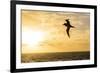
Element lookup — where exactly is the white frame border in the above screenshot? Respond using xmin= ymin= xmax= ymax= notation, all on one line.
xmin=16 ymin=4 xmax=95 ymax=69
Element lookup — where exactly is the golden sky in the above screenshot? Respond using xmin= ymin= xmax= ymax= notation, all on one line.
xmin=21 ymin=10 xmax=90 ymax=53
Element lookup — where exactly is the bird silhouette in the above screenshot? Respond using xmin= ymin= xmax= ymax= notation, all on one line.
xmin=63 ymin=19 xmax=75 ymax=38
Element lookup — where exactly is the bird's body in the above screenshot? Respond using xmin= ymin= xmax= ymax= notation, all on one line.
xmin=63 ymin=19 xmax=75 ymax=38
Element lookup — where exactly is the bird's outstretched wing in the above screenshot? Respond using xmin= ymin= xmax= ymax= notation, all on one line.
xmin=66 ymin=27 xmax=70 ymax=38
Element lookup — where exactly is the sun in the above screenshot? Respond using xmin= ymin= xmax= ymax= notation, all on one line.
xmin=22 ymin=28 xmax=45 ymax=47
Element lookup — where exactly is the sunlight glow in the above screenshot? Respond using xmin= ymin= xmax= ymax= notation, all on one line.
xmin=22 ymin=29 xmax=45 ymax=47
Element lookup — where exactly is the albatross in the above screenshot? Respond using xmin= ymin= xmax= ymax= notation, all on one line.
xmin=63 ymin=19 xmax=75 ymax=38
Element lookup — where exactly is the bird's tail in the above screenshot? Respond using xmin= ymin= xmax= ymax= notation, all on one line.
xmin=71 ymin=26 xmax=75 ymax=28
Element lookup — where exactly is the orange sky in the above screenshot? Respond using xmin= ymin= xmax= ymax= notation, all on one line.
xmin=21 ymin=10 xmax=90 ymax=53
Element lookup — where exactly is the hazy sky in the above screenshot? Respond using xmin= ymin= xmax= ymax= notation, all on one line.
xmin=21 ymin=10 xmax=90 ymax=53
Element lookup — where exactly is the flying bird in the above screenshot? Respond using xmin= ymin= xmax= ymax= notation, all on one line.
xmin=63 ymin=19 xmax=75 ymax=38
